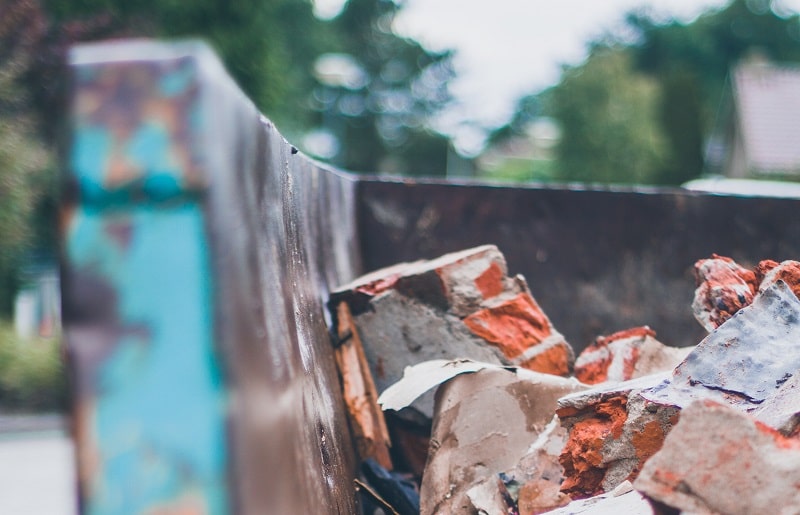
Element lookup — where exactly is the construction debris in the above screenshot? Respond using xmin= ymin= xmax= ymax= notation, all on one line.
xmin=328 ymin=249 xmax=800 ymax=514
xmin=643 ymin=280 xmax=800 ymax=410
xmin=330 ymin=245 xmax=574 ymax=418
xmin=544 ymin=481 xmax=654 ymax=515
xmin=573 ymin=327 xmax=691 ymax=385
xmin=634 ymin=400 xmax=800 ymax=514
xmin=411 ymin=364 xmax=585 ymax=515
xmin=753 ymin=371 xmax=800 ymax=436
xmin=691 ymin=254 xmax=757 ymax=331
xmin=692 ymin=255 xmax=800 ymax=331
xmin=333 ymin=301 xmax=392 ymax=469
xmin=556 ymin=373 xmax=679 ymax=498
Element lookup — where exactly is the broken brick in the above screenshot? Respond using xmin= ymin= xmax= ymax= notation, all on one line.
xmin=574 ymin=327 xmax=692 ymax=385
xmin=418 ymin=365 xmax=586 ymax=515
xmin=691 ymin=254 xmax=757 ymax=332
xmin=556 ymin=373 xmax=679 ymax=498
xmin=330 ymin=245 xmax=523 ymax=317
xmin=331 ymin=245 xmax=574 ymax=418
xmin=634 ymin=400 xmax=800 ymax=514
xmin=502 ymin=417 xmax=574 ymax=515
xmin=463 ymin=292 xmax=574 ymax=376
xmin=757 ymin=259 xmax=800 ymax=299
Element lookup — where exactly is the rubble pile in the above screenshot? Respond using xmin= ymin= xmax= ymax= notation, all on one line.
xmin=328 ymin=247 xmax=800 ymax=514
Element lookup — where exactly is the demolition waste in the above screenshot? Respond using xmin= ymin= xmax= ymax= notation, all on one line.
xmin=327 ymin=245 xmax=800 ymax=514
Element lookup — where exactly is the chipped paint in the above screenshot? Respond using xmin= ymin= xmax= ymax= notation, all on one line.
xmin=64 ymin=45 xmax=228 ymax=514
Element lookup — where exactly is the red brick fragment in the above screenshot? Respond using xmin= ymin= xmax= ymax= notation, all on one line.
xmin=692 ymin=254 xmax=758 ymax=331
xmin=420 ymin=367 xmax=586 ymax=515
xmin=474 ymin=261 xmax=505 ymax=300
xmin=557 ymin=374 xmax=679 ymax=498
xmin=574 ymin=327 xmax=690 ymax=385
xmin=757 ymin=259 xmax=800 ymax=299
xmin=464 ymin=293 xmax=550 ymax=359
xmin=463 ymin=293 xmax=574 ymax=376
xmin=517 ymin=343 xmax=572 ymax=377
xmin=754 ymin=259 xmax=779 ymax=284
xmin=558 ymin=396 xmax=628 ymax=497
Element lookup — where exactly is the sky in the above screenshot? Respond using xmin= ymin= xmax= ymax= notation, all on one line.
xmin=315 ymin=0 xmax=800 ymax=153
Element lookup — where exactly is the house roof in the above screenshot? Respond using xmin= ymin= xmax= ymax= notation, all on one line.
xmin=733 ymin=61 xmax=800 ymax=174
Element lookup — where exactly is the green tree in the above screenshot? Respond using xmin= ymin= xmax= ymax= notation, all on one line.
xmin=309 ymin=0 xmax=454 ymax=174
xmin=627 ymin=0 xmax=800 ymax=182
xmin=0 ymin=0 xmax=52 ymax=315
xmin=548 ymin=47 xmax=668 ymax=185
xmin=40 ymin=0 xmax=331 ymax=134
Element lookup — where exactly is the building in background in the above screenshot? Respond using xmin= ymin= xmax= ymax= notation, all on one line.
xmin=710 ymin=56 xmax=800 ymax=179
xmin=14 ymin=266 xmax=60 ymax=339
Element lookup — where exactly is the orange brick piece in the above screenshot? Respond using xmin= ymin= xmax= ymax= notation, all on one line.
xmin=692 ymin=254 xmax=757 ymax=331
xmin=557 ymin=374 xmax=679 ymax=499
xmin=574 ymin=327 xmax=691 ymax=385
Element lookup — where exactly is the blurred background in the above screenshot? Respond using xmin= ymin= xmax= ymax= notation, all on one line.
xmin=3 ymin=0 xmax=800 ymax=414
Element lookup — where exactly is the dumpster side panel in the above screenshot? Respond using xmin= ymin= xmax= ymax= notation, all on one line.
xmin=63 ymin=40 xmax=359 ymax=514
xmin=357 ymin=180 xmax=800 ymax=350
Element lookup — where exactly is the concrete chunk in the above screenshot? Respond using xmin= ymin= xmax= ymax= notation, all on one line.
xmin=331 ymin=245 xmax=574 ymax=418
xmin=753 ymin=371 xmax=800 ymax=436
xmin=643 ymin=281 xmax=800 ymax=409
xmin=634 ymin=400 xmax=800 ymax=514
xmin=574 ymin=327 xmax=692 ymax=385
xmin=419 ymin=366 xmax=586 ymax=515
xmin=556 ymin=373 xmax=679 ymax=498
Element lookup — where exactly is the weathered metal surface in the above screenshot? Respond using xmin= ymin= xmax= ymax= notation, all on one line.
xmin=356 ymin=180 xmax=800 ymax=350
xmin=62 ymin=40 xmax=359 ymax=514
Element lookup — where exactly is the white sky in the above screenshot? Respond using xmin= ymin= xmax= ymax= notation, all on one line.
xmin=316 ymin=0 xmax=800 ymax=153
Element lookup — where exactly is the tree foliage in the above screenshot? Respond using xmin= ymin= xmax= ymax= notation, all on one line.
xmin=495 ymin=0 xmax=800 ymax=186
xmin=309 ymin=0 xmax=454 ymax=173
xmin=40 ymin=0 xmax=454 ymax=173
xmin=548 ymin=48 xmax=668 ymax=185
xmin=0 ymin=0 xmax=456 ymax=314
xmin=0 ymin=0 xmax=52 ymax=314
xmin=40 ymin=0 xmax=332 ymax=134
xmin=627 ymin=0 xmax=800 ymax=183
